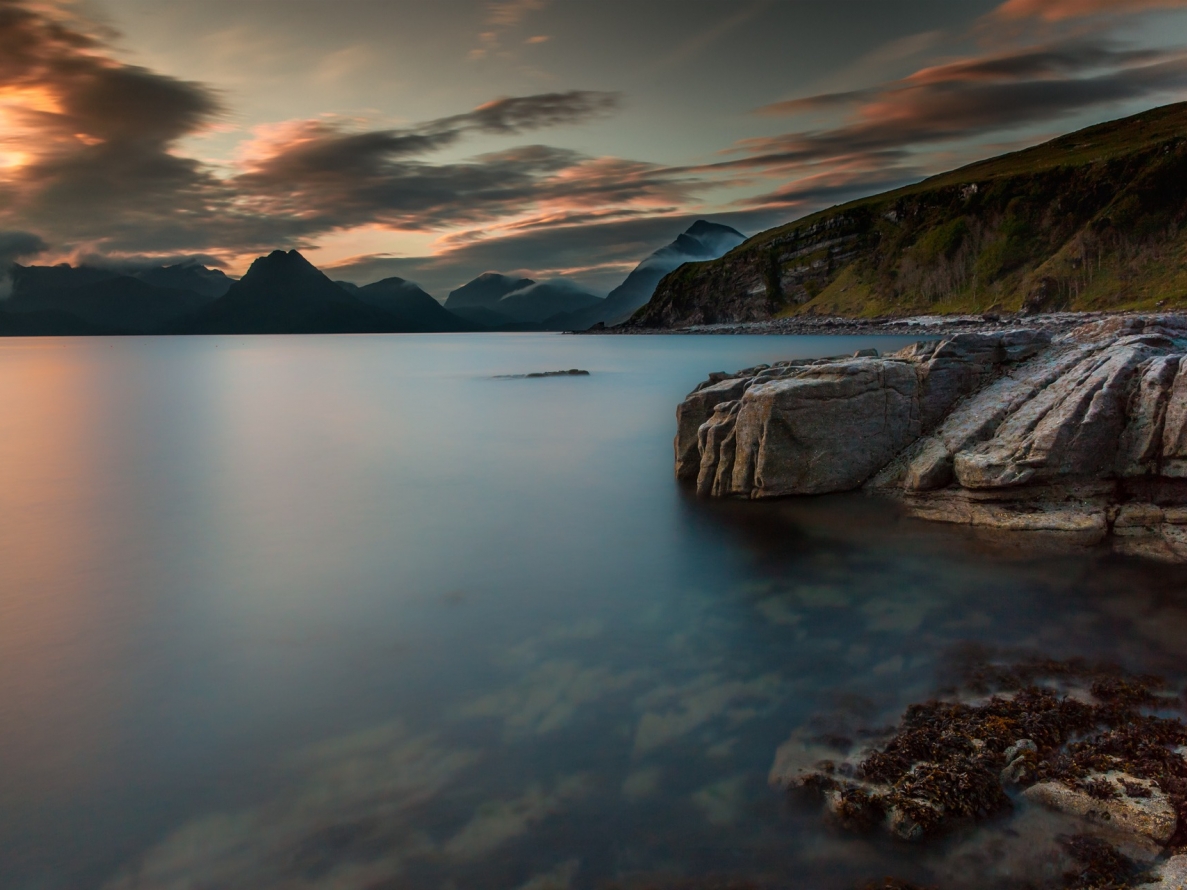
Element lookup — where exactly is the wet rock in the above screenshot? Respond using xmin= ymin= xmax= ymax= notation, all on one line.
xmin=677 ymin=314 xmax=1187 ymax=561
xmin=1023 ymin=772 xmax=1176 ymax=851
xmin=778 ymin=661 xmax=1187 ymax=848
xmin=1001 ymin=739 xmax=1039 ymax=786
xmin=1141 ymin=853 xmax=1187 ymax=889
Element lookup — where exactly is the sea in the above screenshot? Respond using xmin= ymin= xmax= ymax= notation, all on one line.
xmin=1 ymin=333 xmax=1185 ymax=890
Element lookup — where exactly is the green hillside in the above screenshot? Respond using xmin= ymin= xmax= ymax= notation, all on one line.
xmin=631 ymin=102 xmax=1187 ymax=327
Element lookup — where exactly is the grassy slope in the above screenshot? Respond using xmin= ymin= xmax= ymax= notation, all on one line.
xmin=649 ymin=102 xmax=1187 ymax=322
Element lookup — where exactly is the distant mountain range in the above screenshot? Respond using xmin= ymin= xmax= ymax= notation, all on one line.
xmin=443 ymin=273 xmax=603 ymax=329
xmin=0 ymin=218 xmax=747 ymax=335
xmin=549 ymin=220 xmax=746 ymax=330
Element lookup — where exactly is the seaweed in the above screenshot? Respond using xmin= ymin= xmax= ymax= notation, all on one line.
xmin=789 ymin=660 xmax=1187 ymax=846
xmin=1060 ymin=834 xmax=1151 ymax=890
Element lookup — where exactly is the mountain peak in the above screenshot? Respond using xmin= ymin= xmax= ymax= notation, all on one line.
xmin=240 ymin=249 xmax=325 ymax=285
xmin=444 ymin=272 xmax=537 ymax=309
xmin=685 ymin=219 xmax=745 ymax=240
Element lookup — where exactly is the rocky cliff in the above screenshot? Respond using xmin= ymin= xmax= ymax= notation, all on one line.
xmin=634 ymin=102 xmax=1187 ymax=328
xmin=676 ymin=315 xmax=1187 ymax=561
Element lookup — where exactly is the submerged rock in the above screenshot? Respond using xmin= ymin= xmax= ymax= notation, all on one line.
xmin=1024 ymin=772 xmax=1176 ymax=852
xmin=776 ymin=661 xmax=1187 ymax=858
xmin=676 ymin=315 xmax=1187 ymax=561
xmin=1143 ymin=853 xmax=1187 ymax=888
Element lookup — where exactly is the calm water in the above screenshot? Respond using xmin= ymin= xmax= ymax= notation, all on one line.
xmin=1 ymin=333 xmax=1186 ymax=890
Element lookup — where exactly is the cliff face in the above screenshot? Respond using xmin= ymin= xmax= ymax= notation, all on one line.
xmin=633 ymin=102 xmax=1187 ymax=328
xmin=676 ymin=315 xmax=1187 ymax=562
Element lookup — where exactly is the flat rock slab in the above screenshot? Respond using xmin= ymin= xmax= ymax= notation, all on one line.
xmin=1023 ymin=772 xmax=1176 ymax=850
xmin=1142 ymin=853 xmax=1187 ymax=888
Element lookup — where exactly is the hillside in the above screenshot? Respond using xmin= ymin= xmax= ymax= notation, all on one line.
xmin=630 ymin=101 xmax=1187 ymax=328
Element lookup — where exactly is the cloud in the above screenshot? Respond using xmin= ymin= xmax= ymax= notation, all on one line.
xmin=723 ymin=40 xmax=1187 ymax=181
xmin=487 ymin=0 xmax=549 ymax=28
xmin=0 ymin=229 xmax=47 ymax=297
xmin=470 ymin=0 xmax=549 ymax=60
xmin=995 ymin=0 xmax=1187 ymax=22
xmin=0 ymin=1 xmax=635 ymax=261
xmin=2 ymin=0 xmax=1187 ymax=292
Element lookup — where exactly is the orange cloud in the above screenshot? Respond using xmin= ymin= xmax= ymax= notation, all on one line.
xmin=996 ymin=0 xmax=1187 ymax=21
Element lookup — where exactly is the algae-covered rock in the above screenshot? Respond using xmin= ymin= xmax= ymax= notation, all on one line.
xmin=777 ymin=661 xmax=1187 ymax=849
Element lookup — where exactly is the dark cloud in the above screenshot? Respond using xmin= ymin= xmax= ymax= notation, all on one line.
xmin=0 ymin=229 xmax=47 ymax=297
xmin=0 ymin=1 xmax=633 ymax=258
xmin=71 ymin=251 xmax=229 ymax=272
xmin=711 ymin=40 xmax=1187 ymax=182
xmin=441 ymin=91 xmax=620 ymax=134
xmin=0 ymin=0 xmax=224 ymax=252
xmin=756 ymin=44 xmax=1173 ymax=115
xmin=233 ymin=136 xmax=691 ymax=237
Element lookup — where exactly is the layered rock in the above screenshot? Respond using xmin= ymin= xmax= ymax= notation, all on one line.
xmin=676 ymin=315 xmax=1187 ymax=560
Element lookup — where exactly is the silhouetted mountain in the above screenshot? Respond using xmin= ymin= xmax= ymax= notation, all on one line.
xmin=550 ymin=220 xmax=746 ymax=330
xmin=134 ymin=263 xmax=233 ymax=298
xmin=8 ymin=264 xmax=217 ymax=333
xmin=350 ymin=277 xmax=476 ymax=332
xmin=444 ymin=273 xmax=535 ymax=310
xmin=496 ymin=280 xmax=602 ymax=324
xmin=446 ymin=304 xmax=523 ymax=329
xmin=174 ymin=250 xmax=408 ymax=334
xmin=0 ymin=308 xmax=107 ymax=336
xmin=11 ymin=263 xmax=119 ymax=291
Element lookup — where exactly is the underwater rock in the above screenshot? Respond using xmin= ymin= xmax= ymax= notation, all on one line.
xmin=1023 ymin=772 xmax=1176 ymax=851
xmin=677 ymin=315 xmax=1187 ymax=561
xmin=1141 ymin=853 xmax=1187 ymax=889
xmin=777 ymin=661 xmax=1187 ymax=850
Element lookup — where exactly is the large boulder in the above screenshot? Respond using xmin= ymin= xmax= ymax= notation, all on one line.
xmin=676 ymin=315 xmax=1187 ymax=560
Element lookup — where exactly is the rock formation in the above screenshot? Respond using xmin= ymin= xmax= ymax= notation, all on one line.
xmin=771 ymin=660 xmax=1187 ymax=889
xmin=676 ymin=315 xmax=1187 ymax=560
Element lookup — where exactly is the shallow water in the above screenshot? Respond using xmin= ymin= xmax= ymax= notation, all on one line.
xmin=1 ymin=333 xmax=1186 ymax=890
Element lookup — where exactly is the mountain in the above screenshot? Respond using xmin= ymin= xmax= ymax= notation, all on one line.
xmin=344 ymin=277 xmax=476 ymax=332
xmin=134 ymin=263 xmax=233 ymax=298
xmin=552 ymin=220 xmax=745 ymax=330
xmin=496 ymin=280 xmax=602 ymax=324
xmin=8 ymin=263 xmax=217 ymax=333
xmin=0 ymin=308 xmax=107 ymax=336
xmin=174 ymin=250 xmax=409 ymax=334
xmin=443 ymin=272 xmax=535 ymax=310
xmin=630 ymin=101 xmax=1187 ymax=328
xmin=441 ymin=272 xmax=602 ymax=329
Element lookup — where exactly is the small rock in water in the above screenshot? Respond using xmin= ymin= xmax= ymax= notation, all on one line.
xmin=494 ymin=369 xmax=590 ymax=379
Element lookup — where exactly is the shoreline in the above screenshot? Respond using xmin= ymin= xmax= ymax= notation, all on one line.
xmin=575 ymin=310 xmax=1145 ymax=338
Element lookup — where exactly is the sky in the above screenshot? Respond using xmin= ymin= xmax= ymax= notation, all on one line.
xmin=2 ymin=0 xmax=1187 ymax=298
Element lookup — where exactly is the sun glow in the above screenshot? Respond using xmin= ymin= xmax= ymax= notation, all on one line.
xmin=0 ymin=85 xmax=65 ymax=175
